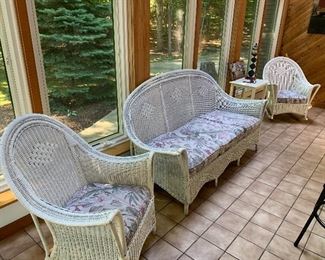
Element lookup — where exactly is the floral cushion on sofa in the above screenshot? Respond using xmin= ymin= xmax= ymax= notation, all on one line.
xmin=277 ymin=90 xmax=307 ymax=104
xmin=148 ymin=110 xmax=259 ymax=174
xmin=64 ymin=183 xmax=151 ymax=245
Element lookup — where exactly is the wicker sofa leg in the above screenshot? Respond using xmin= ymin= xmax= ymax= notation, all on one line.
xmin=215 ymin=179 xmax=218 ymax=187
xmin=184 ymin=204 xmax=189 ymax=215
xmin=237 ymin=158 xmax=240 ymax=166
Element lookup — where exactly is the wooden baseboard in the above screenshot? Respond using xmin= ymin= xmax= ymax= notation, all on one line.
xmin=0 ymin=215 xmax=33 ymax=241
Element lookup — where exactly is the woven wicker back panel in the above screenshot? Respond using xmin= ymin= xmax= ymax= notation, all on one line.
xmin=125 ymin=70 xmax=223 ymax=143
xmin=13 ymin=124 xmax=87 ymax=206
xmin=190 ymin=75 xmax=217 ymax=116
xmin=129 ymin=86 xmax=168 ymax=143
xmin=263 ymin=57 xmax=305 ymax=91
xmin=160 ymin=76 xmax=195 ymax=132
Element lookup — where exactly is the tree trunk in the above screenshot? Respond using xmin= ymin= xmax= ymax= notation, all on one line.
xmin=156 ymin=0 xmax=164 ymax=51
xmin=167 ymin=0 xmax=172 ymax=57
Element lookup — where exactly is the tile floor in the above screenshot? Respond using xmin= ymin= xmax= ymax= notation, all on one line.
xmin=0 ymin=108 xmax=325 ymax=260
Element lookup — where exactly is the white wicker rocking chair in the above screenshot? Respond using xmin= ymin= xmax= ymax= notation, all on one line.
xmin=263 ymin=56 xmax=321 ymax=120
xmin=0 ymin=114 xmax=155 ymax=260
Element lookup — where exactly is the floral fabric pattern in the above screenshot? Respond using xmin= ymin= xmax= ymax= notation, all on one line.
xmin=277 ymin=90 xmax=307 ymax=104
xmin=64 ymin=183 xmax=151 ymax=245
xmin=148 ymin=110 xmax=259 ymax=174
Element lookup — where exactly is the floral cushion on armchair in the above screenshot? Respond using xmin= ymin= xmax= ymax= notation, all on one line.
xmin=148 ymin=110 xmax=259 ymax=174
xmin=277 ymin=90 xmax=307 ymax=104
xmin=64 ymin=183 xmax=151 ymax=245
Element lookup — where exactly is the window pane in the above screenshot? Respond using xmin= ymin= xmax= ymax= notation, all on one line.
xmin=35 ymin=0 xmax=118 ymax=143
xmin=150 ymin=0 xmax=186 ymax=76
xmin=240 ymin=0 xmax=259 ymax=66
xmin=256 ymin=0 xmax=280 ymax=78
xmin=0 ymin=43 xmax=14 ymax=136
xmin=198 ymin=0 xmax=227 ymax=80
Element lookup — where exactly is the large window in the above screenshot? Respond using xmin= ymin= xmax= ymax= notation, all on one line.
xmin=149 ymin=0 xmax=186 ymax=76
xmin=0 ymin=43 xmax=14 ymax=136
xmin=197 ymin=0 xmax=227 ymax=81
xmin=256 ymin=0 xmax=280 ymax=77
xmin=240 ymin=0 xmax=259 ymax=66
xmin=34 ymin=0 xmax=119 ymax=144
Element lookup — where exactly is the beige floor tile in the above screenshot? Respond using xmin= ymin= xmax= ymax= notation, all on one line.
xmin=236 ymin=166 xmax=262 ymax=179
xmin=277 ymin=180 xmax=303 ymax=196
xmin=227 ymin=174 xmax=255 ymax=188
xmin=261 ymin=198 xmax=290 ymax=218
xmin=194 ymin=201 xmax=224 ymax=221
xmin=239 ymin=190 xmax=266 ymax=208
xmin=260 ymin=251 xmax=281 ymax=260
xmin=284 ymin=174 xmax=308 ymax=186
xmin=208 ymin=190 xmax=236 ymax=209
xmin=270 ymin=189 xmax=297 ymax=207
xmin=24 ymin=222 xmax=52 ymax=244
xmin=219 ymin=252 xmax=237 ymax=260
xmin=216 ymin=211 xmax=247 ymax=234
xmin=293 ymin=197 xmax=315 ymax=215
xmin=0 ymin=231 xmax=36 ymax=259
xmin=267 ymin=235 xmax=302 ymax=260
xmin=155 ymin=192 xmax=172 ymax=211
xmin=300 ymin=250 xmax=324 ymax=260
xmin=144 ymin=239 xmax=182 ymax=260
xmin=305 ymin=179 xmax=323 ymax=193
xmin=251 ymin=209 xmax=282 ymax=233
xmin=244 ymin=160 xmax=269 ymax=172
xmin=240 ymin=222 xmax=274 ymax=249
xmin=202 ymin=224 xmax=236 ymax=250
xmin=142 ymin=233 xmax=160 ymax=253
xmin=186 ymin=238 xmax=223 ymax=260
xmin=285 ymin=208 xmax=311 ymax=229
xmin=178 ymin=254 xmax=192 ymax=260
xmin=257 ymin=173 xmax=282 ymax=187
xmin=156 ymin=213 xmax=177 ymax=237
xmin=164 ymin=225 xmax=198 ymax=252
xmin=305 ymin=233 xmax=325 ymax=257
xmin=218 ymin=181 xmax=245 ymax=198
xmin=276 ymin=221 xmax=309 ymax=245
xmin=11 ymin=245 xmax=44 ymax=260
xmin=311 ymin=170 xmax=325 ymax=183
xmin=226 ymin=236 xmax=263 ymax=260
xmin=312 ymin=220 xmax=325 ymax=238
xmin=180 ymin=212 xmax=212 ymax=236
xmin=300 ymin=188 xmax=320 ymax=203
xmin=160 ymin=201 xmax=186 ymax=223
xmin=228 ymin=199 xmax=258 ymax=220
xmin=248 ymin=181 xmax=274 ymax=197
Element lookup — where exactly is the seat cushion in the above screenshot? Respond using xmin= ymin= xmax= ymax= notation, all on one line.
xmin=277 ymin=90 xmax=307 ymax=104
xmin=148 ymin=110 xmax=259 ymax=174
xmin=64 ymin=183 xmax=151 ymax=245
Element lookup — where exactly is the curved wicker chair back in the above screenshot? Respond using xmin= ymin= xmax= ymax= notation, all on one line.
xmin=1 ymin=114 xmax=88 ymax=208
xmin=124 ymin=69 xmax=224 ymax=144
xmin=263 ymin=56 xmax=307 ymax=91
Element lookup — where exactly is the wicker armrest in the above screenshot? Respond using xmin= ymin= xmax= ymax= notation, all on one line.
xmin=217 ymin=94 xmax=268 ymax=119
xmin=79 ymin=150 xmax=155 ymax=194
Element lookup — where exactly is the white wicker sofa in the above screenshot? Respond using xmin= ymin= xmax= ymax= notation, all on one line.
xmin=124 ymin=69 xmax=267 ymax=214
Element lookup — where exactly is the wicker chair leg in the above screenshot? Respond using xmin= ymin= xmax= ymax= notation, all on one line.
xmin=255 ymin=144 xmax=258 ymax=152
xmin=215 ymin=179 xmax=218 ymax=187
xmin=184 ymin=204 xmax=189 ymax=215
xmin=152 ymin=225 xmax=156 ymax=235
xmin=237 ymin=158 xmax=240 ymax=166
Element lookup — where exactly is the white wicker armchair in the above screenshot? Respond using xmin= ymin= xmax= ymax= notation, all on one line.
xmin=263 ymin=56 xmax=321 ymax=120
xmin=0 ymin=114 xmax=155 ymax=260
xmin=124 ymin=69 xmax=267 ymax=214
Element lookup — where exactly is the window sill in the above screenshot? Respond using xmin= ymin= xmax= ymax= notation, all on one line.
xmin=0 ymin=190 xmax=16 ymax=209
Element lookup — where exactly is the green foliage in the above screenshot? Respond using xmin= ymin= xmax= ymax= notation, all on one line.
xmin=35 ymin=0 xmax=116 ymax=112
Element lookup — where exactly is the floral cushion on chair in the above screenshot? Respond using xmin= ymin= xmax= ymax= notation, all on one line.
xmin=277 ymin=90 xmax=307 ymax=104
xmin=64 ymin=183 xmax=151 ymax=245
xmin=148 ymin=110 xmax=259 ymax=174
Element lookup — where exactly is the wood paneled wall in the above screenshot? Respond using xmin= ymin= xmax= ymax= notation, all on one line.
xmin=279 ymin=0 xmax=325 ymax=107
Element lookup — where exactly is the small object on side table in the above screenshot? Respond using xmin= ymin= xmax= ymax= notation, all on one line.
xmin=245 ymin=42 xmax=258 ymax=83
